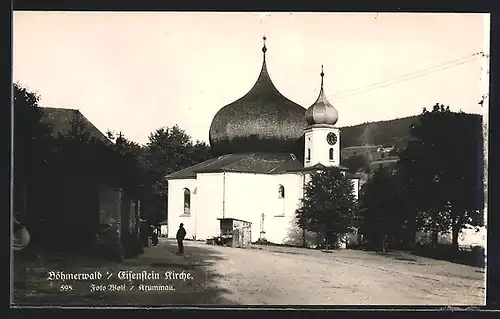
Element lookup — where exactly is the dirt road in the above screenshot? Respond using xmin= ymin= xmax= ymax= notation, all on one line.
xmin=13 ymin=238 xmax=485 ymax=306
xmin=198 ymin=242 xmax=485 ymax=305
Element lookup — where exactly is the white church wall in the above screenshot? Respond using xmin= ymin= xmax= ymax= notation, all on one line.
xmin=167 ymin=179 xmax=198 ymax=240
xmin=223 ymin=172 xmax=269 ymax=243
xmin=267 ymin=173 xmax=304 ymax=244
xmin=167 ymin=172 xmax=359 ymax=246
xmin=223 ymin=172 xmax=303 ymax=244
xmin=195 ymin=173 xmax=225 ymax=240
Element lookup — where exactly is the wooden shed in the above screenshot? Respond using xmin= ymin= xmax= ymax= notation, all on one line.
xmin=217 ymin=218 xmax=252 ymax=248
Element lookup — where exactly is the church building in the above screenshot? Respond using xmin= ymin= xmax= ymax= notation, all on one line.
xmin=166 ymin=38 xmax=360 ymax=246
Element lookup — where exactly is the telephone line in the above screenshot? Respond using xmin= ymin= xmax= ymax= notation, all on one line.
xmin=335 ymin=57 xmax=478 ymax=100
xmin=332 ymin=52 xmax=482 ymax=100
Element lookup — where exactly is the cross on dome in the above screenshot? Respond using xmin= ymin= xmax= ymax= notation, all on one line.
xmin=320 ymin=65 xmax=325 ymax=89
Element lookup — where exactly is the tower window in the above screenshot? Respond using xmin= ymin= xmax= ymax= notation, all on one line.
xmin=307 ymin=148 xmax=311 ymax=161
xmin=329 ymin=148 xmax=334 ymax=161
xmin=183 ymin=188 xmax=191 ymax=215
xmin=278 ymin=185 xmax=285 ymax=198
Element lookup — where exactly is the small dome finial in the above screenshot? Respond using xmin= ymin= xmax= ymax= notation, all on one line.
xmin=262 ymin=35 xmax=267 ymax=53
xmin=305 ymin=64 xmax=338 ymax=126
xmin=320 ymin=65 xmax=325 ymax=89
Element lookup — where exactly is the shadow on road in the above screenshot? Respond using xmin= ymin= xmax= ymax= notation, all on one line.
xmin=13 ymin=239 xmax=239 ymax=306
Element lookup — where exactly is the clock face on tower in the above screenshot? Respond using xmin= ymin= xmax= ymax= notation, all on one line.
xmin=326 ymin=132 xmax=337 ymax=145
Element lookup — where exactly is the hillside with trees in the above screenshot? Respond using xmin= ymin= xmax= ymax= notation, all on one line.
xmin=340 ymin=115 xmax=420 ymax=149
xmin=339 ymin=112 xmax=482 ymax=152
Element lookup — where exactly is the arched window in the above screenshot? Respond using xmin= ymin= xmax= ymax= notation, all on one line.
xmin=278 ymin=185 xmax=285 ymax=198
xmin=329 ymin=148 xmax=334 ymax=160
xmin=183 ymin=188 xmax=191 ymax=215
xmin=307 ymin=148 xmax=311 ymax=161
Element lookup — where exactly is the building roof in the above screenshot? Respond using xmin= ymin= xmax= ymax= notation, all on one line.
xmin=40 ymin=107 xmax=110 ymax=143
xmin=305 ymin=66 xmax=339 ymax=126
xmin=208 ymin=37 xmax=308 ymax=156
xmin=166 ymin=152 xmax=304 ymax=180
xmin=166 ymin=153 xmax=358 ymax=180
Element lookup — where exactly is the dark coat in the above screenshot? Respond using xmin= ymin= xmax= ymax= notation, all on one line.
xmin=176 ymin=227 xmax=186 ymax=240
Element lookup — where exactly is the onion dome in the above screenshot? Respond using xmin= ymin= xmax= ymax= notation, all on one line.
xmin=305 ymin=66 xmax=339 ymax=126
xmin=209 ymin=37 xmax=308 ymax=156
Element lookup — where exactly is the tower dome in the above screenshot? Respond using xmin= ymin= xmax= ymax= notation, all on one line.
xmin=305 ymin=66 xmax=339 ymax=126
xmin=209 ymin=37 xmax=308 ymax=156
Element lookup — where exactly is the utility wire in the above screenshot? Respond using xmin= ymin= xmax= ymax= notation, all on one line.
xmin=332 ymin=52 xmax=483 ymax=100
xmin=335 ymin=57 xmax=478 ymax=99
xmin=333 ymin=52 xmax=482 ymax=98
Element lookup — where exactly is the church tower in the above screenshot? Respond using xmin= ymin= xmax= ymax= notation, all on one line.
xmin=304 ymin=66 xmax=340 ymax=168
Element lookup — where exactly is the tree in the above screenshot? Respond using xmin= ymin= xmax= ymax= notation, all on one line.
xmin=342 ymin=154 xmax=369 ymax=173
xmin=398 ymin=104 xmax=484 ymax=251
xmin=106 ymin=131 xmax=145 ymax=198
xmin=13 ymin=83 xmax=54 ymax=224
xmin=141 ymin=125 xmax=211 ymax=223
xmin=359 ymin=167 xmax=410 ymax=251
xmin=296 ymin=167 xmax=358 ymax=249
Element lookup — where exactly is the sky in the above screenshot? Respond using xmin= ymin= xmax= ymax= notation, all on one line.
xmin=13 ymin=12 xmax=490 ymax=145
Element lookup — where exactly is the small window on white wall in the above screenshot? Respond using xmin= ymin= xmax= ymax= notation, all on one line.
xmin=278 ymin=185 xmax=285 ymax=198
xmin=275 ymin=185 xmax=286 ymax=217
xmin=307 ymin=148 xmax=311 ymax=161
xmin=329 ymin=148 xmax=334 ymax=161
xmin=183 ymin=188 xmax=191 ymax=215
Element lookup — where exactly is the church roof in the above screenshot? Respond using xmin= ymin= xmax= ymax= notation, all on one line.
xmin=166 ymin=153 xmax=357 ymax=180
xmin=166 ymin=152 xmax=304 ymax=180
xmin=208 ymin=37 xmax=308 ymax=156
xmin=305 ymin=66 xmax=339 ymax=126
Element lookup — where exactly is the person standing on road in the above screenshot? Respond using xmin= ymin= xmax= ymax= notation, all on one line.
xmin=152 ymin=226 xmax=159 ymax=246
xmin=176 ymin=223 xmax=186 ymax=254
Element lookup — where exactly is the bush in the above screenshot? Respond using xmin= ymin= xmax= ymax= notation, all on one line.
xmin=413 ymin=243 xmax=485 ymax=267
xmin=471 ymin=246 xmax=485 ymax=267
xmin=315 ymin=243 xmax=340 ymax=250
